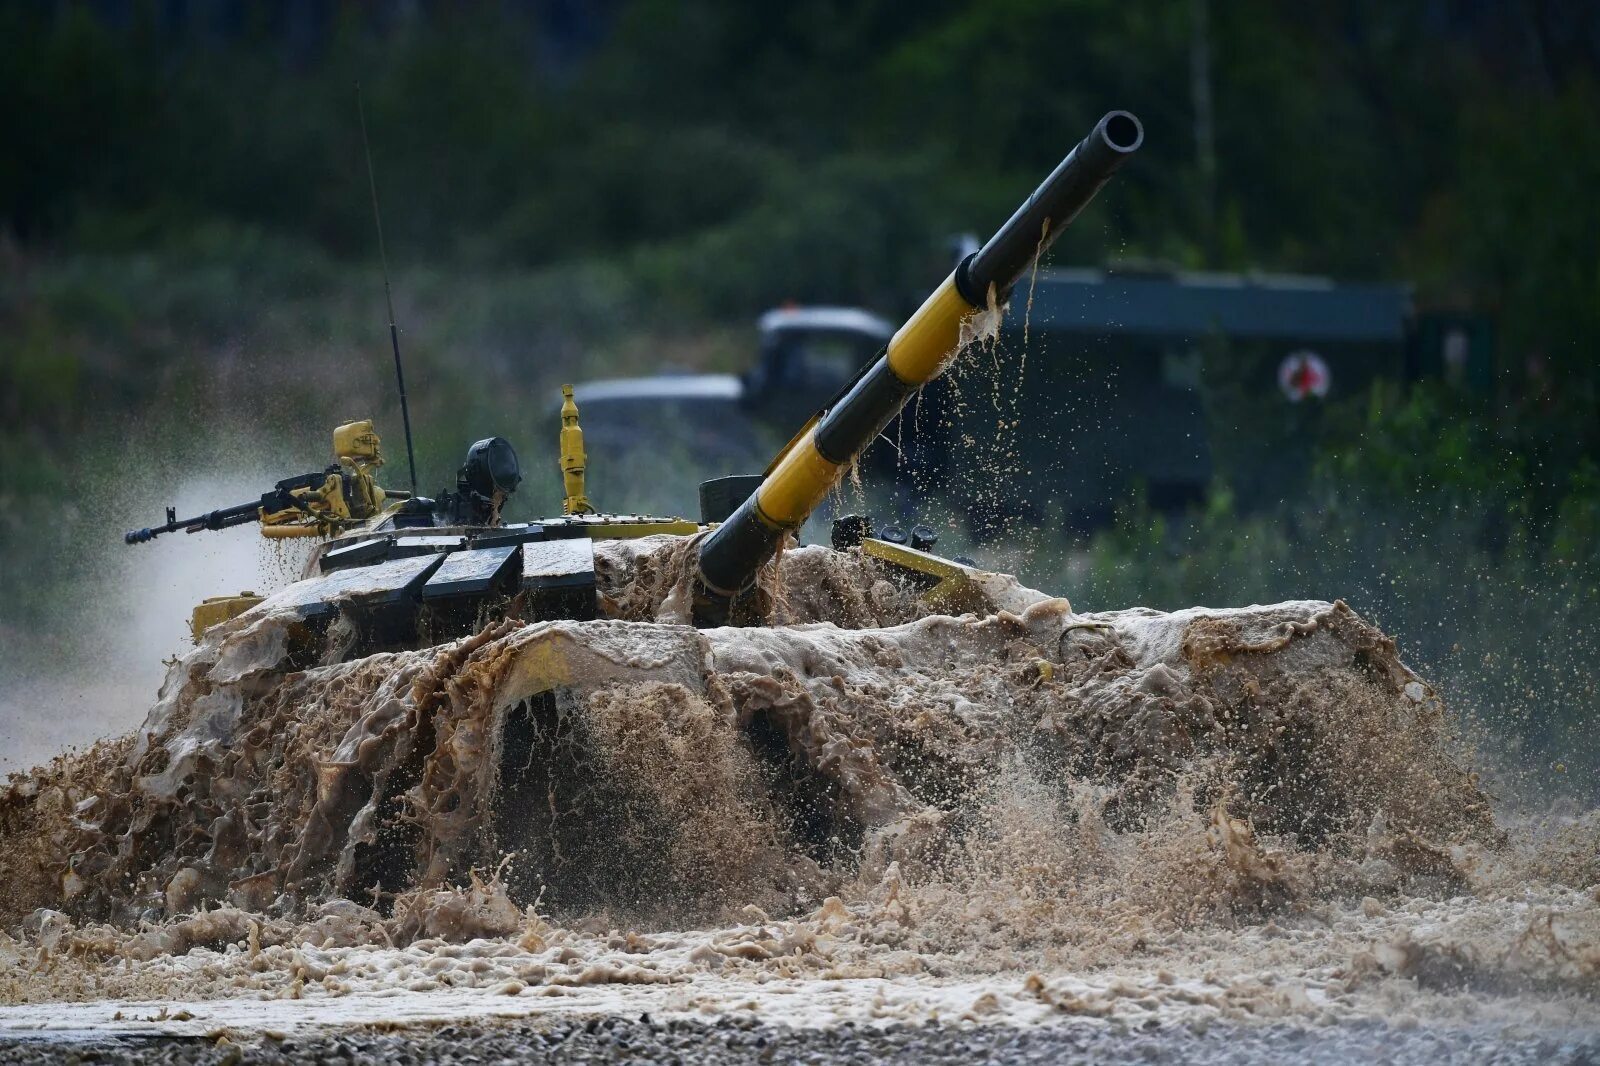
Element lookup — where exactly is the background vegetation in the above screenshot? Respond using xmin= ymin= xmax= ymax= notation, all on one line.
xmin=1 ymin=1 xmax=1596 ymax=788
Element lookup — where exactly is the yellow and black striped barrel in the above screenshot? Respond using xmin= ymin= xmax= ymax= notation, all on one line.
xmin=696 ymin=111 xmax=1143 ymax=620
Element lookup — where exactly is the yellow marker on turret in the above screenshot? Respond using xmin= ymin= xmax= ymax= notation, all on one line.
xmin=559 ymin=385 xmax=593 ymax=515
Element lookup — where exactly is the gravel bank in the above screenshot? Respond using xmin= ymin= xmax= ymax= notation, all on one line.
xmin=2 ymin=1017 xmax=1595 ymax=1065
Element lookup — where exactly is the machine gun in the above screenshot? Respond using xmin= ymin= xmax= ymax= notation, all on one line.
xmin=694 ymin=111 xmax=1143 ymax=623
xmin=124 ymin=468 xmax=345 ymax=544
xmin=124 ymin=420 xmax=414 ymax=546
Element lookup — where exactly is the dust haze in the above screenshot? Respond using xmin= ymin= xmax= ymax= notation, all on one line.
xmin=0 ymin=467 xmax=312 ymax=773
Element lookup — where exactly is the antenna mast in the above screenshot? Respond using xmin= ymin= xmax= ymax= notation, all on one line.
xmin=358 ymin=84 xmax=419 ymax=494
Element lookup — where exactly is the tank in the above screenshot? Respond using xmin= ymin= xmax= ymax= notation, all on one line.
xmin=58 ymin=111 xmax=1265 ymax=922
xmin=8 ymin=110 xmax=1505 ymax=938
xmin=0 ymin=111 xmax=1530 ymax=1033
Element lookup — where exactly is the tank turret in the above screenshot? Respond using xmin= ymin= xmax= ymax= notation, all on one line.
xmin=121 ymin=111 xmax=1141 ymax=648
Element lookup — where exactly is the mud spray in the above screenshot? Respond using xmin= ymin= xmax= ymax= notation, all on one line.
xmin=1 ymin=467 xmax=316 ymax=775
xmin=0 ymin=535 xmax=1594 ymax=1043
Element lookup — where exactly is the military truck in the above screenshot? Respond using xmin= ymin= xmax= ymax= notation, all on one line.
xmin=571 ymin=265 xmax=1489 ymax=536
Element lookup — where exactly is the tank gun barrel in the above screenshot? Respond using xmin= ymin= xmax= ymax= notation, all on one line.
xmin=695 ymin=111 xmax=1143 ymax=622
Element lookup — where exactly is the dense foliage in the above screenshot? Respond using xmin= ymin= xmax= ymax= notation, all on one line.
xmin=1071 ymin=385 xmax=1599 ymax=789
xmin=3 ymin=3 xmax=1597 ymax=393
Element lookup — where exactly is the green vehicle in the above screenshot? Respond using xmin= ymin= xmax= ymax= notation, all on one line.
xmin=574 ymin=264 xmax=1491 ymax=538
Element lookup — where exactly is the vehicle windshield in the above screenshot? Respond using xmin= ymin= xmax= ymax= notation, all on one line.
xmin=767 ymin=329 xmax=879 ymax=389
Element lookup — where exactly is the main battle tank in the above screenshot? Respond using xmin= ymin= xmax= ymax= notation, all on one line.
xmin=22 ymin=109 xmax=1497 ymax=931
xmin=81 ymin=111 xmax=1175 ymax=916
xmin=126 ymin=111 xmax=1147 ymax=653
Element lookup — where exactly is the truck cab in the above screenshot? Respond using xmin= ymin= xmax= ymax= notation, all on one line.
xmin=741 ymin=306 xmax=894 ymax=428
xmin=568 ymin=306 xmax=895 ymax=515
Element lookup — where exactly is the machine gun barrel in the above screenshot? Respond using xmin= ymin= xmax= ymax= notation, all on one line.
xmin=695 ymin=111 xmax=1143 ymax=621
xmin=124 ymin=467 xmax=339 ymax=544
xmin=124 ymin=501 xmax=259 ymax=544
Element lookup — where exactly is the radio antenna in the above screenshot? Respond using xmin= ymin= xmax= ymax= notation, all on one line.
xmin=358 ymin=83 xmax=419 ymax=494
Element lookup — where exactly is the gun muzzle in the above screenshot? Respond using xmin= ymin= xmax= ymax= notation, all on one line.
xmin=957 ymin=111 xmax=1142 ymax=306
xmin=695 ymin=111 xmax=1142 ymax=622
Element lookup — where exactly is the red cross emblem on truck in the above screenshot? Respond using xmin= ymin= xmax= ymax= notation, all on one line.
xmin=1278 ymin=350 xmax=1331 ymax=402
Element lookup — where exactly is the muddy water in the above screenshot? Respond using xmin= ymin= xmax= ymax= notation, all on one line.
xmin=0 ymin=537 xmax=1594 ymax=1040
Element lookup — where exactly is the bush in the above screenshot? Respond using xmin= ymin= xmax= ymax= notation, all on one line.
xmin=1067 ymin=387 xmax=1600 ymax=795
